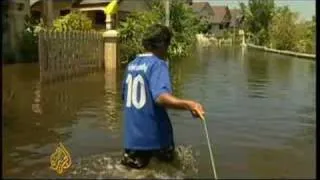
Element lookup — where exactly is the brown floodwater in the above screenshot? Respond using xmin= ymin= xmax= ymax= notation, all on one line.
xmin=3 ymin=47 xmax=315 ymax=179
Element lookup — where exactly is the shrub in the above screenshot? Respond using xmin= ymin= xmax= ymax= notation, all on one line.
xmin=52 ymin=11 xmax=93 ymax=32
xmin=18 ymin=15 xmax=41 ymax=62
xmin=7 ymin=11 xmax=94 ymax=64
xmin=118 ymin=0 xmax=200 ymax=63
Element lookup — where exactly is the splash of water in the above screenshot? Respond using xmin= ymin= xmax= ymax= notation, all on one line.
xmin=67 ymin=145 xmax=199 ymax=179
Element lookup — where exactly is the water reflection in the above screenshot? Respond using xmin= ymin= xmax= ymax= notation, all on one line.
xmin=3 ymin=69 xmax=108 ymax=177
xmin=272 ymin=54 xmax=293 ymax=82
xmin=102 ymin=69 xmax=122 ymax=131
xmin=245 ymin=52 xmax=270 ymax=98
xmin=244 ymin=99 xmax=315 ymax=178
xmin=169 ymin=53 xmax=204 ymax=98
xmin=32 ymin=81 xmax=42 ymax=114
xmin=247 ymin=117 xmax=315 ymax=179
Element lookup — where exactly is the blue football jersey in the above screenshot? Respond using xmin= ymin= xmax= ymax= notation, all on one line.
xmin=122 ymin=53 xmax=174 ymax=150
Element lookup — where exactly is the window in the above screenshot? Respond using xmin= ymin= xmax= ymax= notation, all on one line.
xmin=186 ymin=0 xmax=192 ymax=5
xmin=17 ymin=3 xmax=24 ymax=11
xmin=219 ymin=24 xmax=223 ymax=30
xmin=225 ymin=22 xmax=230 ymax=28
xmin=60 ymin=9 xmax=70 ymax=16
xmin=95 ymin=11 xmax=106 ymax=25
xmin=31 ymin=11 xmax=41 ymax=21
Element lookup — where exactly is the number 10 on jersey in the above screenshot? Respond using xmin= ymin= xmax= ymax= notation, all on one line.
xmin=125 ymin=74 xmax=146 ymax=109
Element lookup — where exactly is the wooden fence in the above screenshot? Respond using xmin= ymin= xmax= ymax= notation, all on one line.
xmin=38 ymin=30 xmax=104 ymax=83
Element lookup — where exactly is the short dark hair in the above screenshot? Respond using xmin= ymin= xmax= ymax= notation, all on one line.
xmin=142 ymin=24 xmax=172 ymax=51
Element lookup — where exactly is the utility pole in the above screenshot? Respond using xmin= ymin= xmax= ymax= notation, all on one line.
xmin=43 ymin=0 xmax=53 ymax=26
xmin=48 ymin=0 xmax=53 ymax=26
xmin=164 ymin=0 xmax=170 ymax=67
xmin=165 ymin=0 xmax=170 ymax=27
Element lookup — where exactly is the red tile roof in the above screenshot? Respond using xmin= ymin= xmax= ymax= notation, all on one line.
xmin=211 ymin=6 xmax=230 ymax=24
xmin=191 ymin=2 xmax=209 ymax=13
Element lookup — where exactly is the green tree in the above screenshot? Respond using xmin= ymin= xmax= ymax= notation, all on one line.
xmin=270 ymin=6 xmax=315 ymax=54
xmin=240 ymin=0 xmax=275 ymax=45
xmin=118 ymin=0 xmax=200 ymax=63
xmin=305 ymin=15 xmax=316 ymax=53
xmin=196 ymin=17 xmax=212 ymax=34
xmin=10 ymin=11 xmax=94 ymax=64
xmin=119 ymin=10 xmax=160 ymax=63
xmin=269 ymin=6 xmax=299 ymax=50
xmin=52 ymin=11 xmax=93 ymax=32
xmin=18 ymin=15 xmax=40 ymax=62
xmin=165 ymin=0 xmax=199 ymax=58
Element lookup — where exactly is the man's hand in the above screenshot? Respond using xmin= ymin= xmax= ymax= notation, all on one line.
xmin=156 ymin=93 xmax=205 ymax=119
xmin=185 ymin=101 xmax=205 ymax=119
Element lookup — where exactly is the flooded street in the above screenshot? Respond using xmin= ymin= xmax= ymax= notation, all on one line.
xmin=3 ymin=47 xmax=315 ymax=179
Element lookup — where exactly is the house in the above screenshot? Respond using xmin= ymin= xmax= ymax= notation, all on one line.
xmin=191 ymin=2 xmax=214 ymax=24
xmin=73 ymin=0 xmax=153 ymax=29
xmin=30 ymin=0 xmax=153 ymax=30
xmin=185 ymin=0 xmax=193 ymax=5
xmin=30 ymin=0 xmax=73 ymax=25
xmin=229 ymin=9 xmax=244 ymax=29
xmin=210 ymin=6 xmax=231 ymax=36
xmin=71 ymin=0 xmax=117 ymax=30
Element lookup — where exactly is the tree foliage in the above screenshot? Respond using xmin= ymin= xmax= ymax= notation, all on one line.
xmin=3 ymin=15 xmax=41 ymax=63
xmin=118 ymin=0 xmax=200 ymax=63
xmin=240 ymin=0 xmax=275 ymax=45
xmin=196 ymin=17 xmax=212 ymax=34
xmin=270 ymin=6 xmax=299 ymax=50
xmin=241 ymin=0 xmax=315 ymax=54
xmin=52 ymin=11 xmax=93 ymax=32
xmin=119 ymin=10 xmax=160 ymax=63
xmin=5 ymin=11 xmax=95 ymax=64
xmin=18 ymin=15 xmax=40 ymax=62
xmin=270 ymin=6 xmax=315 ymax=53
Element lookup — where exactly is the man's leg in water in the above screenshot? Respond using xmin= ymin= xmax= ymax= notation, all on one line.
xmin=120 ymin=146 xmax=175 ymax=169
xmin=153 ymin=146 xmax=175 ymax=162
xmin=120 ymin=149 xmax=153 ymax=169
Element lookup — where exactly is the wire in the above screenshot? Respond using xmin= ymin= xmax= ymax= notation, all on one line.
xmin=198 ymin=112 xmax=218 ymax=179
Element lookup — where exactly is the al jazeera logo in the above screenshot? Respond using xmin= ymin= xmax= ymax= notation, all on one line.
xmin=50 ymin=142 xmax=72 ymax=175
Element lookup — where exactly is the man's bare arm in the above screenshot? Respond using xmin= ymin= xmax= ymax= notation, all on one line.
xmin=156 ymin=93 xmax=192 ymax=110
xmin=156 ymin=93 xmax=205 ymax=118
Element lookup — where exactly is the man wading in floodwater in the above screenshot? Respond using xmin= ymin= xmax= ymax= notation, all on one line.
xmin=121 ymin=24 xmax=205 ymax=169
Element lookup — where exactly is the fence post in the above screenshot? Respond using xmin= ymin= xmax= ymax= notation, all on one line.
xmin=103 ymin=29 xmax=119 ymax=71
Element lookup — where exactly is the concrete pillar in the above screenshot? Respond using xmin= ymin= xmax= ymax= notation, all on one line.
xmin=105 ymin=14 xmax=112 ymax=30
xmin=239 ymin=29 xmax=246 ymax=47
xmin=103 ymin=29 xmax=119 ymax=71
xmin=103 ymin=7 xmax=119 ymax=71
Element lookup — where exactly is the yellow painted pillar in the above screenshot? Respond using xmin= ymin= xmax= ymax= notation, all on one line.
xmin=103 ymin=9 xmax=119 ymax=130
xmin=103 ymin=2 xmax=120 ymax=71
xmin=105 ymin=14 xmax=112 ymax=30
xmin=103 ymin=30 xmax=119 ymax=71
